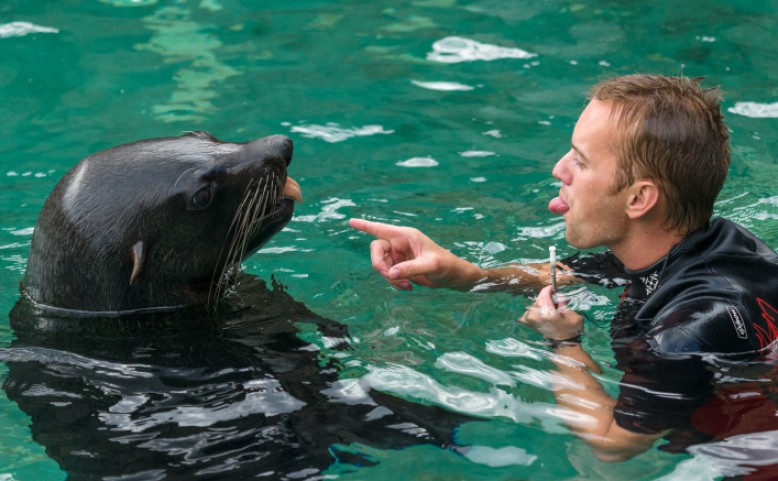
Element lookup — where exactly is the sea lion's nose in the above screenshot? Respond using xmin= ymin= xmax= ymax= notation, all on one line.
xmin=248 ymin=135 xmax=293 ymax=166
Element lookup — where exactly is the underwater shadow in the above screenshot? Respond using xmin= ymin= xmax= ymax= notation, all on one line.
xmin=2 ymin=274 xmax=470 ymax=480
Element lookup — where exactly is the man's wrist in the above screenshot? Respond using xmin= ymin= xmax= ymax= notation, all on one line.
xmin=453 ymin=263 xmax=489 ymax=291
xmin=544 ymin=334 xmax=582 ymax=349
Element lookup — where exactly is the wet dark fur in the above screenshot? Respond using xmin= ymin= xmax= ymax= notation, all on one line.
xmin=22 ymin=131 xmax=294 ymax=313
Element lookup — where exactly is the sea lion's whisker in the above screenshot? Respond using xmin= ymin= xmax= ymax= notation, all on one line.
xmin=209 ymin=182 xmax=257 ymax=303
xmin=241 ymin=182 xmax=264 ymax=248
xmin=207 ymin=172 xmax=287 ymax=307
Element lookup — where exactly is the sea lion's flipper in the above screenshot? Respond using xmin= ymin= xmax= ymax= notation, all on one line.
xmin=130 ymin=241 xmax=145 ymax=285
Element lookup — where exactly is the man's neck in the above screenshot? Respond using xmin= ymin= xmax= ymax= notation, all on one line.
xmin=610 ymin=227 xmax=685 ymax=271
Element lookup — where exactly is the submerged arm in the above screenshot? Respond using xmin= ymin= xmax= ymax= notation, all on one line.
xmin=520 ymin=286 xmax=661 ymax=461
xmin=551 ymin=343 xmax=661 ymax=462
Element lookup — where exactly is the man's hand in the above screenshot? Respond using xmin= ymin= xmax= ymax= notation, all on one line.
xmin=518 ymin=285 xmax=583 ymax=341
xmin=348 ymin=218 xmax=484 ymax=290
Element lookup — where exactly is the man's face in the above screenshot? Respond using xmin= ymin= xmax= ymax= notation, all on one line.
xmin=549 ymin=99 xmax=632 ymax=250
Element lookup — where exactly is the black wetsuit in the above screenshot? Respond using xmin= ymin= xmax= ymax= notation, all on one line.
xmin=567 ymin=218 xmax=778 ymax=449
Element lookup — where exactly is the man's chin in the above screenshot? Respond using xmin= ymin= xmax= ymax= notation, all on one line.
xmin=565 ymin=233 xmax=594 ymax=250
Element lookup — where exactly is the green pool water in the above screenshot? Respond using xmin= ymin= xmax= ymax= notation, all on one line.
xmin=2 ymin=0 xmax=778 ymax=479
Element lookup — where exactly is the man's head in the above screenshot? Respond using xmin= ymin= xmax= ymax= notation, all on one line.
xmin=589 ymin=74 xmax=731 ymax=235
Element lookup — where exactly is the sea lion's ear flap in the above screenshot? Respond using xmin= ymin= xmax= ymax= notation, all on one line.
xmin=130 ymin=241 xmax=146 ymax=285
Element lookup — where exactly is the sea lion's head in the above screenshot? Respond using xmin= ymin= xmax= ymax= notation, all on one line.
xmin=21 ymin=131 xmax=302 ymax=315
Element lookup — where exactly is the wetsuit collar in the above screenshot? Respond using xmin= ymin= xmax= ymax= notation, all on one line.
xmin=622 ymin=221 xmax=713 ymax=300
xmin=623 ymin=235 xmax=692 ymax=299
xmin=624 ymin=255 xmax=669 ymax=299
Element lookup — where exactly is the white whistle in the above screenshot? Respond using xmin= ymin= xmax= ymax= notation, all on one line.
xmin=549 ymin=246 xmax=557 ymax=293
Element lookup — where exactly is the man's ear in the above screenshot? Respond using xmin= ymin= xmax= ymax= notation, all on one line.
xmin=625 ymin=180 xmax=659 ymax=220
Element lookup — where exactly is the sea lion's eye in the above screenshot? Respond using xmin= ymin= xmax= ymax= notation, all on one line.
xmin=188 ymin=185 xmax=214 ymax=210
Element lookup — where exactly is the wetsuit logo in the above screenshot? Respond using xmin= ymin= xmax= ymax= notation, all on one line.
xmin=726 ymin=305 xmax=748 ymax=340
xmin=640 ymin=271 xmax=660 ymax=295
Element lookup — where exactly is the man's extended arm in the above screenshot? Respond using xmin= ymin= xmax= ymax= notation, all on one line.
xmin=348 ymin=218 xmax=577 ymax=292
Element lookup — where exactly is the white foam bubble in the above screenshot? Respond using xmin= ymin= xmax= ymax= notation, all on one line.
xmin=464 ymin=445 xmax=538 ymax=467
xmin=396 ymin=157 xmax=439 ymax=168
xmin=427 ymin=36 xmax=537 ymax=63
xmin=460 ymin=151 xmax=495 ymax=157
xmin=289 ymin=123 xmax=394 ymax=143
xmin=411 ymin=80 xmax=475 ymax=91
xmin=0 ymin=21 xmax=59 ymax=39
xmin=728 ymin=101 xmax=778 ymax=118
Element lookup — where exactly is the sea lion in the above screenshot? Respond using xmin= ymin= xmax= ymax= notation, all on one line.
xmin=21 ymin=131 xmax=302 ymax=315
xmin=4 ymin=131 xmax=473 ymax=479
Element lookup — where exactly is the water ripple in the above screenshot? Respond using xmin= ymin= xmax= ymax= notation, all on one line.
xmin=101 ymin=378 xmax=306 ymax=431
xmin=0 ymin=347 xmax=153 ymax=380
xmin=662 ymin=430 xmax=778 ymax=480
xmin=435 ymin=352 xmax=515 ymax=387
xmin=294 ymin=197 xmax=356 ymax=223
xmin=485 ymin=338 xmax=546 ymax=361
xmin=363 ymin=363 xmax=552 ymax=424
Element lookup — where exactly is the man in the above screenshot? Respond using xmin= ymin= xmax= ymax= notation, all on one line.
xmin=348 ymin=74 xmax=778 ymax=463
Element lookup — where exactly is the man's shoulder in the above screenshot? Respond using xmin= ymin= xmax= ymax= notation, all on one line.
xmin=698 ymin=218 xmax=778 ymax=260
xmin=625 ymin=218 xmax=778 ymax=355
xmin=667 ymin=218 xmax=778 ymax=293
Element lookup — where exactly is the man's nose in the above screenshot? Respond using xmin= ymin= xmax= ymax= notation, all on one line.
xmin=552 ymin=154 xmax=572 ymax=185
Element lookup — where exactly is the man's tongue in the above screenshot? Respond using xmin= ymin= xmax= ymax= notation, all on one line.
xmin=548 ymin=196 xmax=570 ymax=214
